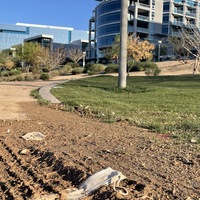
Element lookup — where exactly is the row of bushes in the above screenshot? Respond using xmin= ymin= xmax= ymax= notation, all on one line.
xmin=0 ymin=69 xmax=21 ymax=77
xmin=0 ymin=61 xmax=161 ymax=82
xmin=60 ymin=61 xmax=161 ymax=76
xmin=83 ymin=61 xmax=160 ymax=76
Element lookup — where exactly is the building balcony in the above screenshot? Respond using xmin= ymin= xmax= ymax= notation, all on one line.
xmin=173 ymin=0 xmax=184 ymax=5
xmin=137 ymin=27 xmax=149 ymax=33
xmin=137 ymin=15 xmax=149 ymax=22
xmin=186 ymin=12 xmax=196 ymax=17
xmin=173 ymin=9 xmax=184 ymax=15
xmin=171 ymin=31 xmax=181 ymax=36
xmin=138 ymin=3 xmax=150 ymax=8
xmin=186 ymin=1 xmax=197 ymax=7
xmin=172 ymin=20 xmax=184 ymax=26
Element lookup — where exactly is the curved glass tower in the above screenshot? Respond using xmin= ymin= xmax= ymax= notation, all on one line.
xmin=96 ymin=0 xmax=121 ymax=49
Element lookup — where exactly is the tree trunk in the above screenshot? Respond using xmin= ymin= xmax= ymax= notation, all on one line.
xmin=118 ymin=0 xmax=128 ymax=89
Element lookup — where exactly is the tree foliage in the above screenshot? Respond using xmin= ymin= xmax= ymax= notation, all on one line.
xmin=37 ymin=48 xmax=66 ymax=71
xmin=102 ymin=35 xmax=120 ymax=63
xmin=127 ymin=35 xmax=154 ymax=61
xmin=102 ymin=34 xmax=154 ymax=63
xmin=16 ymin=42 xmax=44 ymax=67
xmin=0 ymin=51 xmax=14 ymax=70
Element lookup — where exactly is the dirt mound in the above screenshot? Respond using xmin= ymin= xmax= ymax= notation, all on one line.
xmin=157 ymin=60 xmax=195 ymax=75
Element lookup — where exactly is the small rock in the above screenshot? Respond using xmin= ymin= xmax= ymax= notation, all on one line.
xmin=21 ymin=132 xmax=45 ymax=141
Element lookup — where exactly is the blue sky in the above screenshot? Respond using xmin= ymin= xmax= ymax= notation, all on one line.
xmin=0 ymin=0 xmax=98 ymax=30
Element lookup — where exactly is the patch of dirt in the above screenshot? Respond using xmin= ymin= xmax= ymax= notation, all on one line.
xmin=0 ymin=102 xmax=199 ymax=199
xmin=0 ymin=66 xmax=199 ymax=199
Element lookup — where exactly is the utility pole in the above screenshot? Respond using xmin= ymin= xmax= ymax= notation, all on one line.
xmin=118 ymin=0 xmax=128 ymax=89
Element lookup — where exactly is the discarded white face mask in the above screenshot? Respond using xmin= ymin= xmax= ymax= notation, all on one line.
xmin=62 ymin=167 xmax=128 ymax=200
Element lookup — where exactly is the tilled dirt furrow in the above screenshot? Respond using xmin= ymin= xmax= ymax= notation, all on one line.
xmin=0 ymin=147 xmax=33 ymax=199
xmin=0 ymin=140 xmax=66 ymax=199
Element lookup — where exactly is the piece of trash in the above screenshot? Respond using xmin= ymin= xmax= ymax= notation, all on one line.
xmin=62 ymin=167 xmax=128 ymax=200
xmin=61 ymin=188 xmax=85 ymax=200
xmin=20 ymin=149 xmax=30 ymax=155
xmin=190 ymin=139 xmax=197 ymax=144
xmin=21 ymin=132 xmax=45 ymax=141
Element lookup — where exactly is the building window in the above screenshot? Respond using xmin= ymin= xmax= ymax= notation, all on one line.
xmin=163 ymin=2 xmax=170 ymax=12
xmin=162 ymin=25 xmax=169 ymax=34
xmin=163 ymin=14 xmax=169 ymax=23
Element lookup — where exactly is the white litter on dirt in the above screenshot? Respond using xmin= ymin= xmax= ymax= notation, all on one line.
xmin=21 ymin=132 xmax=45 ymax=141
xmin=62 ymin=167 xmax=127 ymax=200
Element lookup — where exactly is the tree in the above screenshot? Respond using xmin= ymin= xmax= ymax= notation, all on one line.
xmin=103 ymin=34 xmax=154 ymax=64
xmin=0 ymin=51 xmax=14 ymax=70
xmin=16 ymin=42 xmax=44 ymax=72
xmin=127 ymin=35 xmax=154 ymax=62
xmin=37 ymin=48 xmax=66 ymax=71
xmin=101 ymin=35 xmax=121 ymax=64
xmin=168 ymin=36 xmax=190 ymax=63
xmin=65 ymin=47 xmax=83 ymax=63
xmin=178 ymin=25 xmax=200 ymax=74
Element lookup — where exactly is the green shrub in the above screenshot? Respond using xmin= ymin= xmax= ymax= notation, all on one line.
xmin=67 ymin=62 xmax=80 ymax=68
xmin=40 ymin=73 xmax=50 ymax=80
xmin=127 ymin=60 xmax=143 ymax=72
xmin=9 ymin=69 xmax=21 ymax=76
xmin=72 ymin=67 xmax=84 ymax=75
xmin=143 ymin=62 xmax=161 ymax=76
xmin=89 ymin=64 xmax=106 ymax=73
xmin=50 ymin=70 xmax=59 ymax=77
xmin=105 ymin=64 xmax=118 ymax=73
xmin=24 ymin=74 xmax=37 ymax=81
xmin=84 ymin=63 xmax=94 ymax=72
xmin=16 ymin=75 xmax=24 ymax=81
xmin=59 ymin=64 xmax=72 ymax=75
xmin=1 ymin=70 xmax=10 ymax=77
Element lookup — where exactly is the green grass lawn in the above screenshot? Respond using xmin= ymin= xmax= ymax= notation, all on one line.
xmin=51 ymin=75 xmax=200 ymax=143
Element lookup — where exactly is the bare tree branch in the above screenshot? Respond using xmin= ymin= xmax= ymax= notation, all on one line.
xmin=65 ymin=47 xmax=83 ymax=63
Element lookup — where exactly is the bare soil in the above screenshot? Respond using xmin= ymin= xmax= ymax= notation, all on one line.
xmin=0 ymin=63 xmax=199 ymax=200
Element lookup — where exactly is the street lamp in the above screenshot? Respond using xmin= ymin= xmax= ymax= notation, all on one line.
xmin=82 ymin=51 xmax=86 ymax=68
xmin=158 ymin=40 xmax=162 ymax=62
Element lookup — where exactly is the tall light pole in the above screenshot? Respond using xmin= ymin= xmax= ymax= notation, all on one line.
xmin=118 ymin=0 xmax=128 ymax=89
xmin=83 ymin=51 xmax=86 ymax=68
xmin=158 ymin=40 xmax=162 ymax=62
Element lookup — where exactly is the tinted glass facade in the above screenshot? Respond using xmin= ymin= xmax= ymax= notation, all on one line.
xmin=96 ymin=0 xmax=121 ymax=49
xmin=0 ymin=23 xmax=88 ymax=51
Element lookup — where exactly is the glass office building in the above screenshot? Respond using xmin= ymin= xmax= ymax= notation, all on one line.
xmin=0 ymin=23 xmax=89 ymax=51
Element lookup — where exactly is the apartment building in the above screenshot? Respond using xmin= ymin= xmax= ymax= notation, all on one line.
xmin=87 ymin=0 xmax=200 ymax=62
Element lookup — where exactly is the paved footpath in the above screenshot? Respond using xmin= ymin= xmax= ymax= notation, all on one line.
xmin=39 ymin=74 xmax=92 ymax=103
